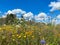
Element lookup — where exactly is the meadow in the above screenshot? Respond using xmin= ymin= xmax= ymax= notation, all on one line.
xmin=0 ymin=23 xmax=60 ymax=45
xmin=0 ymin=14 xmax=60 ymax=45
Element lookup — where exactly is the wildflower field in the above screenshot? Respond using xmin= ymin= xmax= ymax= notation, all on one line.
xmin=0 ymin=23 xmax=60 ymax=45
xmin=0 ymin=13 xmax=60 ymax=45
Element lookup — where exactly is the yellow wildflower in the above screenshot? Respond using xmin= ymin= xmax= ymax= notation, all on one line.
xmin=16 ymin=34 xmax=19 ymax=37
xmin=0 ymin=28 xmax=2 ymax=30
xmin=18 ymin=35 xmax=21 ymax=38
xmin=24 ymin=35 xmax=26 ymax=38
xmin=13 ymin=39 xmax=15 ymax=41
xmin=32 ymin=36 xmax=34 ymax=38
xmin=32 ymin=36 xmax=34 ymax=39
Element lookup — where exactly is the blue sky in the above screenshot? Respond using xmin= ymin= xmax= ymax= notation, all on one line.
xmin=0 ymin=0 xmax=60 ymax=24
xmin=0 ymin=0 xmax=57 ymax=14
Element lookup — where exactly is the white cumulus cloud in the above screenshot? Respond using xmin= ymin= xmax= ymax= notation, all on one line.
xmin=23 ymin=12 xmax=33 ymax=21
xmin=35 ymin=12 xmax=48 ymax=21
xmin=6 ymin=9 xmax=26 ymax=14
xmin=49 ymin=2 xmax=60 ymax=12
xmin=57 ymin=14 xmax=60 ymax=19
